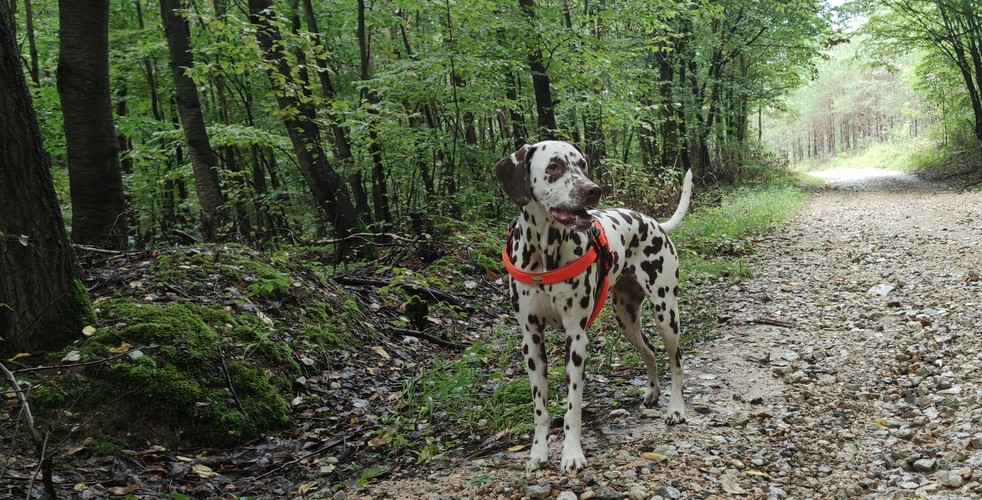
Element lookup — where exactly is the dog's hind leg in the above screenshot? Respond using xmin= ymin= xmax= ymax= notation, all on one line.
xmin=612 ymin=277 xmax=662 ymax=407
xmin=653 ymin=289 xmax=686 ymax=425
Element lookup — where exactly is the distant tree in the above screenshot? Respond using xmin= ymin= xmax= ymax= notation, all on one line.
xmin=863 ymin=0 xmax=982 ymax=148
xmin=0 ymin=2 xmax=94 ymax=354
xmin=57 ymin=0 xmax=129 ymax=249
xmin=159 ymin=0 xmax=227 ymax=241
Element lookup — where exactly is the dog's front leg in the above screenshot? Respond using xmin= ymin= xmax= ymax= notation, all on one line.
xmin=522 ymin=322 xmax=551 ymax=473
xmin=560 ymin=327 xmax=589 ymax=473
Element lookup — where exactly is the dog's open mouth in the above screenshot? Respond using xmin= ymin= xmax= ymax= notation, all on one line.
xmin=550 ymin=207 xmax=594 ymax=231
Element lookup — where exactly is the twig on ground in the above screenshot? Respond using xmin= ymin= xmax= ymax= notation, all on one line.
xmin=1 ymin=361 xmax=57 ymax=499
xmin=13 ymin=345 xmax=160 ymax=375
xmin=391 ymin=327 xmax=469 ymax=350
xmin=335 ymin=276 xmax=468 ymax=308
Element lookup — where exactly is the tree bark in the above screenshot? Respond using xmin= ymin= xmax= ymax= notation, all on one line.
xmin=358 ymin=0 xmax=391 ymax=226
xmin=57 ymin=0 xmax=129 ymax=249
xmin=23 ymin=0 xmax=38 ymax=84
xmin=160 ymin=0 xmax=226 ymax=241
xmin=0 ymin=2 xmax=94 ymax=354
xmin=300 ymin=0 xmax=353 ymax=161
xmin=519 ymin=0 xmax=558 ymax=140
xmin=248 ymin=0 xmax=361 ymax=256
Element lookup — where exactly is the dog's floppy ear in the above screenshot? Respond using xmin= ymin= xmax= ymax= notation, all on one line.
xmin=495 ymin=144 xmax=533 ymax=206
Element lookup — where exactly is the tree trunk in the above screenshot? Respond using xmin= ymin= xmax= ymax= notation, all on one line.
xmin=301 ymin=0 xmax=353 ymax=162
xmin=0 ymin=2 xmax=94 ymax=354
xmin=23 ymin=0 xmax=38 ymax=84
xmin=57 ymin=0 xmax=129 ymax=249
xmin=357 ymin=0 xmax=391 ymax=226
xmin=248 ymin=0 xmax=360 ymax=256
xmin=519 ymin=0 xmax=558 ymax=139
xmin=160 ymin=0 xmax=226 ymax=241
xmin=505 ymin=71 xmax=529 ymax=149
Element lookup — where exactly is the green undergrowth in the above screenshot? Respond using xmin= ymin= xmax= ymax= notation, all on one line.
xmin=27 ymin=244 xmax=369 ymax=452
xmin=379 ymin=166 xmax=809 ymax=465
xmin=35 ymin=300 xmax=296 ymax=449
xmin=673 ymin=171 xmax=807 ymax=288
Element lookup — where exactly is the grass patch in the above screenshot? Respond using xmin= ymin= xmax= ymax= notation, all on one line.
xmin=35 ymin=299 xmax=296 ymax=449
xmin=673 ymin=175 xmax=806 ymax=285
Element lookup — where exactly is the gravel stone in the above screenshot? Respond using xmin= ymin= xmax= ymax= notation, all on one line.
xmin=521 ymin=484 xmax=551 ymax=499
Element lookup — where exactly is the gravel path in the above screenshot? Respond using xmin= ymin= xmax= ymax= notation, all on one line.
xmin=361 ymin=170 xmax=982 ymax=499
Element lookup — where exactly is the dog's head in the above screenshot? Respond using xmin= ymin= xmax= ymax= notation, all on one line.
xmin=495 ymin=141 xmax=602 ymax=231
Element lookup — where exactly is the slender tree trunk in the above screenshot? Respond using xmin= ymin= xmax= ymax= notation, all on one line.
xmin=1 ymin=2 xmax=94 ymax=354
xmin=116 ymin=86 xmax=133 ymax=175
xmin=357 ymin=0 xmax=391 ymax=226
xmin=23 ymin=0 xmax=38 ymax=84
xmin=57 ymin=0 xmax=129 ymax=249
xmin=248 ymin=0 xmax=360 ymax=256
xmin=519 ymin=0 xmax=558 ymax=139
xmin=301 ymin=0 xmax=353 ymax=161
xmin=505 ymin=71 xmax=528 ymax=149
xmin=160 ymin=0 xmax=226 ymax=241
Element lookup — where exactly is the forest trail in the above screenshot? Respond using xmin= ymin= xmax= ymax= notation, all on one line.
xmin=364 ymin=169 xmax=982 ymax=499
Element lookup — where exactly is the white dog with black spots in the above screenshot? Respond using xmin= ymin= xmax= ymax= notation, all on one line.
xmin=496 ymin=140 xmax=693 ymax=473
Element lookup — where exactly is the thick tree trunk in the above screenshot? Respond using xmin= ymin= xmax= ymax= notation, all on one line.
xmin=160 ymin=0 xmax=226 ymax=241
xmin=57 ymin=0 xmax=129 ymax=249
xmin=0 ymin=3 xmax=94 ymax=354
xmin=248 ymin=0 xmax=360 ymax=256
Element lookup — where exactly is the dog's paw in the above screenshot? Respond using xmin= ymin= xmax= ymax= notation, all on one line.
xmin=665 ymin=409 xmax=686 ymax=425
xmin=560 ymin=450 xmax=587 ymax=474
xmin=642 ymin=386 xmax=660 ymax=407
xmin=525 ymin=448 xmax=549 ymax=474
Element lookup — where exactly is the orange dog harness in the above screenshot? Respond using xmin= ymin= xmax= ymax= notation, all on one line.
xmin=503 ymin=220 xmax=615 ymax=329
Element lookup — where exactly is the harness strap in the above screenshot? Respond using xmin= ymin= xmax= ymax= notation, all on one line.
xmin=502 ymin=220 xmax=615 ymax=329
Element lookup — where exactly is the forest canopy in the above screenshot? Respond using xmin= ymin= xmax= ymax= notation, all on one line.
xmin=8 ymin=0 xmax=836 ymax=248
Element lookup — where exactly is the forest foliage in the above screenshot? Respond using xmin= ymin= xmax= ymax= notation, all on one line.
xmin=762 ymin=0 xmax=982 ymax=165
xmin=10 ymin=0 xmax=836 ymax=249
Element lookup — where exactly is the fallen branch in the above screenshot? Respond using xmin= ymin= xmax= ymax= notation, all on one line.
xmin=335 ymin=276 xmax=468 ymax=308
xmin=71 ymin=243 xmax=124 ymax=255
xmin=747 ymin=317 xmax=794 ymax=328
xmin=391 ymin=327 xmax=469 ymax=350
xmin=308 ymin=232 xmax=430 ymax=246
xmin=0 ymin=361 xmax=57 ymax=499
xmin=13 ymin=345 xmax=160 ymax=375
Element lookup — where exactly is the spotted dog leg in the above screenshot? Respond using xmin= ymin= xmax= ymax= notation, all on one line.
xmin=654 ymin=289 xmax=686 ymax=425
xmin=521 ymin=321 xmax=551 ymax=472
xmin=611 ymin=278 xmax=661 ymax=406
xmin=560 ymin=324 xmax=589 ymax=473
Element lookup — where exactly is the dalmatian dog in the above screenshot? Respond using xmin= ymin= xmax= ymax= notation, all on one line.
xmin=495 ymin=140 xmax=692 ymax=473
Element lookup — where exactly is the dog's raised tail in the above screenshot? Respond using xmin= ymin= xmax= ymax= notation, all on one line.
xmin=661 ymin=169 xmax=693 ymax=233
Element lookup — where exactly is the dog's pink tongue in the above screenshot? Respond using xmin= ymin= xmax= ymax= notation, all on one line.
xmin=550 ymin=208 xmax=593 ymax=230
xmin=550 ymin=208 xmax=576 ymax=226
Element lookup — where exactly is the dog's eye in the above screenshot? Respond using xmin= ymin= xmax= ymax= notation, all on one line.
xmin=545 ymin=162 xmax=562 ymax=175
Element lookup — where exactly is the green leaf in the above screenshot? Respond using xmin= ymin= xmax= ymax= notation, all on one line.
xmin=355 ymin=465 xmax=389 ymax=487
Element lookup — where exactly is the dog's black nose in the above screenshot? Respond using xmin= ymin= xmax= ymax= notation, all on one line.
xmin=584 ymin=184 xmax=601 ymax=203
